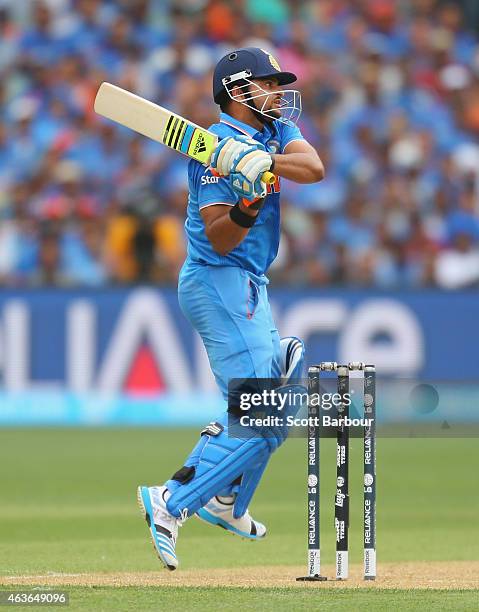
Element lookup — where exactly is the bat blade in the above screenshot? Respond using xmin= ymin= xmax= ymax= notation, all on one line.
xmin=94 ymin=82 xmax=275 ymax=184
xmin=94 ymin=82 xmax=217 ymax=165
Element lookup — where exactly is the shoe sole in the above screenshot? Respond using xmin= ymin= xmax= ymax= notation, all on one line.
xmin=137 ymin=486 xmax=177 ymax=571
xmin=195 ymin=507 xmax=266 ymax=540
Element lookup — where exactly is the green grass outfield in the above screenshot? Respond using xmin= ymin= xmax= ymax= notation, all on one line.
xmin=0 ymin=428 xmax=478 ymax=610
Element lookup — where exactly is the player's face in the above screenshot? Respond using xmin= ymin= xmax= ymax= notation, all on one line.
xmin=251 ymin=78 xmax=283 ymax=118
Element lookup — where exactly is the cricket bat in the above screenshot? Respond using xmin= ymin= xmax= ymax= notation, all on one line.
xmin=94 ymin=82 xmax=275 ymax=184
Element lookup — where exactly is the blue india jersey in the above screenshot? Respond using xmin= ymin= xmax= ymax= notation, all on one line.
xmin=184 ymin=112 xmax=305 ymax=277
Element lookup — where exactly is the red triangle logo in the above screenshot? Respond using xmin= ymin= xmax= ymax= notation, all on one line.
xmin=124 ymin=345 xmax=165 ymax=395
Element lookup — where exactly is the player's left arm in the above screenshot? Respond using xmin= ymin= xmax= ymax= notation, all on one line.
xmin=271 ymin=139 xmax=325 ymax=184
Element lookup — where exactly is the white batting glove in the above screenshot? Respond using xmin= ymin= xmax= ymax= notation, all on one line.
xmin=210 ymin=135 xmax=259 ymax=176
xmin=232 ymin=149 xmax=273 ymax=183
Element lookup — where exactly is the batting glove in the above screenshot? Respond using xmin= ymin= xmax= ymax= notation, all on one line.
xmin=210 ymin=135 xmax=263 ymax=176
xmin=229 ymin=146 xmax=273 ymax=202
xmin=231 ymin=147 xmax=273 ymax=184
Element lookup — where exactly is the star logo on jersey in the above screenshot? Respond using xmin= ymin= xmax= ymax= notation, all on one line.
xmin=201 ymin=174 xmax=219 ymax=185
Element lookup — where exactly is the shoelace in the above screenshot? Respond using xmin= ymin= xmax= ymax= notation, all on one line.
xmin=170 ymin=509 xmax=187 ymax=546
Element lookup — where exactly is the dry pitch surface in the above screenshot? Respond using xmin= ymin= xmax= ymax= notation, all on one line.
xmin=1 ymin=561 xmax=478 ymax=590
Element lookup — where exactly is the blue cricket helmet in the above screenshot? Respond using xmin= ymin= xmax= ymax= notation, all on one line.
xmin=213 ymin=47 xmax=297 ymax=103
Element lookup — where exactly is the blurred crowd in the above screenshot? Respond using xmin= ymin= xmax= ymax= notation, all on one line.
xmin=1 ymin=0 xmax=479 ymax=289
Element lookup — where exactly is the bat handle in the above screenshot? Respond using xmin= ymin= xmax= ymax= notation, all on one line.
xmin=261 ymin=171 xmax=276 ymax=185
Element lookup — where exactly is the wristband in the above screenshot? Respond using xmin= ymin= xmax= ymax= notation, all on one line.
xmin=229 ymin=203 xmax=258 ymax=228
xmin=269 ymin=155 xmax=275 ymax=173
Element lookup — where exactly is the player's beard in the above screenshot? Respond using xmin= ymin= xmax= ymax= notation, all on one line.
xmin=248 ymin=91 xmax=281 ymax=125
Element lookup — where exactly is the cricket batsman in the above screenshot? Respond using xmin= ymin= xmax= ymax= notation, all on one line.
xmin=138 ymin=47 xmax=324 ymax=570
